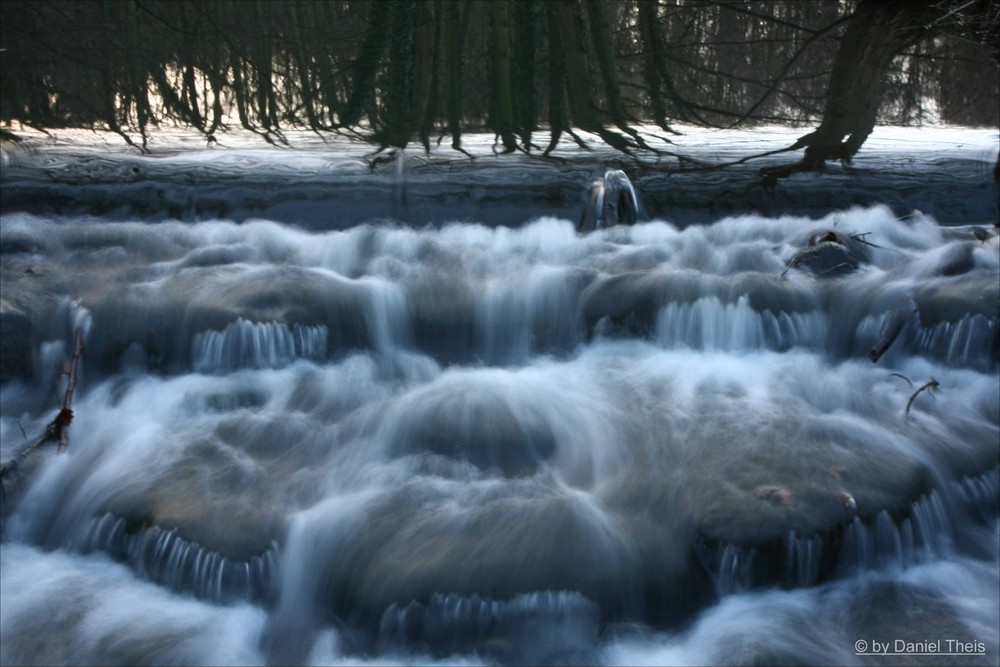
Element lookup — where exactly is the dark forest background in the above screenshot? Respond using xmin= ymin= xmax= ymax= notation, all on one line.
xmin=1 ymin=0 xmax=998 ymax=167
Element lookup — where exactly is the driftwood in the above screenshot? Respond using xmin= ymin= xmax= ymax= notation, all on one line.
xmin=868 ymin=301 xmax=916 ymax=364
xmin=0 ymin=328 xmax=84 ymax=493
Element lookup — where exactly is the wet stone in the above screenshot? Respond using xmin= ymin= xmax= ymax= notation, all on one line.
xmin=787 ymin=230 xmax=866 ymax=277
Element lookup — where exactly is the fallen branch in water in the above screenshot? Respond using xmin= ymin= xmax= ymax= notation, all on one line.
xmin=57 ymin=328 xmax=83 ymax=453
xmin=868 ymin=300 xmax=916 ymax=364
xmin=905 ymin=377 xmax=939 ymax=416
xmin=0 ymin=328 xmax=84 ymax=490
xmin=849 ymin=232 xmax=884 ymax=249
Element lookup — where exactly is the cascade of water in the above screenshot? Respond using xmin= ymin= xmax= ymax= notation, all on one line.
xmin=702 ymin=467 xmax=1000 ymax=596
xmin=654 ymin=295 xmax=827 ymax=352
xmin=954 ymin=467 xmax=1000 ymax=521
xmin=477 ymin=266 xmax=589 ymax=365
xmin=378 ymin=590 xmax=600 ymax=662
xmin=913 ymin=315 xmax=998 ymax=370
xmin=2 ymin=168 xmax=998 ymax=667
xmin=80 ymin=513 xmax=277 ymax=603
xmin=191 ymin=319 xmax=328 ymax=373
xmin=713 ymin=543 xmax=758 ymax=596
xmin=362 ymin=278 xmax=412 ymax=356
xmin=786 ymin=531 xmax=824 ymax=588
xmin=37 ymin=297 xmax=94 ymax=344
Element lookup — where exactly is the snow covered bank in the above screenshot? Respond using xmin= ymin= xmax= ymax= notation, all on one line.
xmin=2 ymin=125 xmax=997 ymax=228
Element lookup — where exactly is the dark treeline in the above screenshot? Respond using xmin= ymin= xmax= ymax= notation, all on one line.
xmin=1 ymin=0 xmax=997 ymax=162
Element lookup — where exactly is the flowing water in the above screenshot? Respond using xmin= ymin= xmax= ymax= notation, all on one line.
xmin=1 ymin=130 xmax=998 ymax=666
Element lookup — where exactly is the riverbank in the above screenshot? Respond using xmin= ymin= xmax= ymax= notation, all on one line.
xmin=3 ymin=125 xmax=997 ymax=228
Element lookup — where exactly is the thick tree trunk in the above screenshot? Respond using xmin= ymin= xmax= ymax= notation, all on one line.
xmin=588 ymin=0 xmax=658 ymax=150
xmin=204 ymin=56 xmax=226 ymax=136
xmin=512 ymin=0 xmax=538 ymax=150
xmin=442 ymin=0 xmax=466 ymax=152
xmin=587 ymin=0 xmax=626 ymax=128
xmin=544 ymin=2 xmax=569 ymax=155
xmin=544 ymin=2 xmax=590 ymax=155
xmin=178 ymin=3 xmax=205 ymax=133
xmin=411 ymin=0 xmax=436 ymax=129
xmin=289 ymin=1 xmax=322 ymax=131
xmin=637 ymin=0 xmax=668 ymax=129
xmin=312 ymin=1 xmax=339 ymax=125
xmin=554 ymin=0 xmax=633 ymax=152
xmin=382 ymin=0 xmax=417 ymax=147
xmin=554 ymin=0 xmax=600 ymax=132
xmin=491 ymin=0 xmax=517 ymax=152
xmin=230 ymin=57 xmax=253 ymax=131
xmin=798 ymin=0 xmax=929 ymax=166
xmin=416 ymin=1 xmax=441 ymax=153
xmin=182 ymin=63 xmax=205 ymax=132
xmin=339 ymin=3 xmax=389 ymax=128
xmin=150 ymin=66 xmax=199 ymax=128
xmin=637 ymin=0 xmax=688 ymax=131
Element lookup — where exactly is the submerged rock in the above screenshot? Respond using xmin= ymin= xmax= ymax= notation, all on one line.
xmin=785 ymin=230 xmax=868 ymax=277
xmin=579 ymin=169 xmax=640 ymax=233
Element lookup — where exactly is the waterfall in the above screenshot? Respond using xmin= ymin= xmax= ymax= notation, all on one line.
xmin=2 ymin=133 xmax=997 ymax=665
xmin=192 ymin=319 xmax=328 ymax=373
xmin=81 ymin=513 xmax=278 ymax=604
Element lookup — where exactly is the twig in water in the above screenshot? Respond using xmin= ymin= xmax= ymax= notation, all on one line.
xmin=850 ymin=232 xmax=884 ymax=249
xmin=57 ymin=328 xmax=83 ymax=452
xmin=905 ymin=377 xmax=939 ymax=415
xmin=889 ymin=373 xmax=914 ymax=387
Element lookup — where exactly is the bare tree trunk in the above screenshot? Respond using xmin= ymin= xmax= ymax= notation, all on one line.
xmin=340 ymin=2 xmax=388 ymax=128
xmin=253 ymin=2 xmax=280 ymax=133
xmin=587 ymin=0 xmax=658 ymax=150
xmin=512 ymin=0 xmax=539 ymax=150
xmin=289 ymin=1 xmax=322 ymax=131
xmin=204 ymin=54 xmax=226 ymax=136
xmin=179 ymin=3 xmax=205 ymax=133
xmin=554 ymin=0 xmax=600 ymax=132
xmin=230 ymin=56 xmax=253 ymax=131
xmin=310 ymin=2 xmax=336 ymax=126
xmin=587 ymin=0 xmax=626 ymax=127
xmin=554 ymin=0 xmax=634 ymax=152
xmin=544 ymin=1 xmax=569 ymax=155
xmin=443 ymin=0 xmax=460 ymax=150
xmin=182 ymin=63 xmax=205 ymax=131
xmin=797 ymin=0 xmax=929 ymax=166
xmin=637 ymin=0 xmax=686 ymax=131
xmin=380 ymin=0 xmax=417 ymax=147
xmin=412 ymin=0 xmax=437 ymax=152
xmin=491 ymin=0 xmax=517 ymax=152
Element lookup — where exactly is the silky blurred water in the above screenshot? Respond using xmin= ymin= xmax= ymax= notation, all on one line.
xmin=1 ymin=130 xmax=998 ymax=666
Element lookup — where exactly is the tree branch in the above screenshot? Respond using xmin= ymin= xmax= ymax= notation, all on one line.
xmin=0 ymin=327 xmax=84 ymax=490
